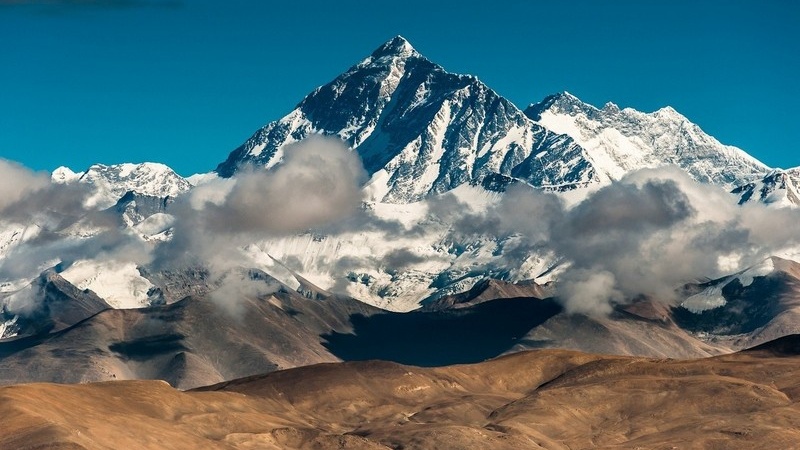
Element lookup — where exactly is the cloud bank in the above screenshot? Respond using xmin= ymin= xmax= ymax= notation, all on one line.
xmin=154 ymin=135 xmax=366 ymax=270
xmin=445 ymin=166 xmax=800 ymax=315
xmin=4 ymin=140 xmax=800 ymax=320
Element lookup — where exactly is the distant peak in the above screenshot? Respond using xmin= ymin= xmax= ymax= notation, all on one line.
xmin=370 ymin=35 xmax=419 ymax=59
xmin=653 ymin=105 xmax=685 ymax=120
xmin=524 ymin=91 xmax=588 ymax=121
xmin=602 ymin=101 xmax=620 ymax=112
xmin=557 ymin=91 xmax=579 ymax=101
xmin=51 ymin=166 xmax=83 ymax=183
xmin=536 ymin=91 xmax=580 ymax=104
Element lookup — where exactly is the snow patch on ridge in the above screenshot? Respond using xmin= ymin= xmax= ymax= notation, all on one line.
xmin=737 ymin=258 xmax=775 ymax=288
xmin=682 ymin=285 xmax=727 ymax=313
xmin=61 ymin=260 xmax=153 ymax=309
xmin=78 ymin=162 xmax=191 ymax=209
xmin=51 ymin=166 xmax=83 ymax=183
xmin=529 ymin=93 xmax=768 ymax=189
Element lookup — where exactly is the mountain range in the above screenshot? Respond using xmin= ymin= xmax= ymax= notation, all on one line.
xmin=216 ymin=36 xmax=777 ymax=199
xmin=1 ymin=36 xmax=800 ymax=391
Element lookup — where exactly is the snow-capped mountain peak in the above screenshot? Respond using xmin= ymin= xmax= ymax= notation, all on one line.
xmin=732 ymin=168 xmax=800 ymax=207
xmin=524 ymin=91 xmax=584 ymax=121
xmin=367 ymin=35 xmax=419 ymax=60
xmin=77 ymin=162 xmax=191 ymax=208
xmin=215 ymin=38 xmax=592 ymax=202
xmin=51 ymin=166 xmax=84 ymax=184
xmin=525 ymin=92 xmax=768 ymax=187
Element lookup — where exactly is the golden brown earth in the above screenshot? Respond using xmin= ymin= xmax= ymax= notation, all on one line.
xmin=3 ymin=335 xmax=800 ymax=450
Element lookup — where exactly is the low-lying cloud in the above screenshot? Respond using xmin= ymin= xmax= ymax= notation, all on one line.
xmin=201 ymin=136 xmax=366 ymax=235
xmin=4 ymin=140 xmax=800 ymax=321
xmin=148 ymin=135 xmax=368 ymax=315
xmin=1 ymin=136 xmax=367 ymax=318
xmin=447 ymin=166 xmax=800 ymax=315
xmin=154 ymin=135 xmax=366 ymax=269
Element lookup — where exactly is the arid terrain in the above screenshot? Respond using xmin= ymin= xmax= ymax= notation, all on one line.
xmin=3 ymin=335 xmax=800 ymax=449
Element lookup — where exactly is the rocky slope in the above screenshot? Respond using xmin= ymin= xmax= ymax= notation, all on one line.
xmin=3 ymin=253 xmax=799 ymax=390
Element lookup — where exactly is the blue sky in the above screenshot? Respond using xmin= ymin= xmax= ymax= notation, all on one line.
xmin=1 ymin=0 xmax=798 ymax=175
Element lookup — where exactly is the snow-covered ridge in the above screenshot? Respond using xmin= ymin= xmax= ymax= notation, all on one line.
xmin=51 ymin=166 xmax=84 ymax=183
xmin=54 ymin=162 xmax=192 ymax=209
xmin=525 ymin=92 xmax=768 ymax=189
xmin=217 ymin=37 xmax=774 ymax=207
xmin=732 ymin=169 xmax=800 ymax=208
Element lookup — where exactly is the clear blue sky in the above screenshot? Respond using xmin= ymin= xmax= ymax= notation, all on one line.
xmin=1 ymin=0 xmax=798 ymax=175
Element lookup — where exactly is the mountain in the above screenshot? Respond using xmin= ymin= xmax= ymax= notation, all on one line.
xmin=674 ymin=256 xmax=800 ymax=348
xmin=0 ymin=270 xmax=110 ymax=339
xmin=4 ymin=338 xmax=800 ymax=449
xmin=54 ymin=162 xmax=191 ymax=209
xmin=2 ymin=36 xmax=798 ymax=379
xmin=207 ymin=36 xmax=779 ymax=310
xmin=732 ymin=169 xmax=800 ymax=207
xmin=0 ymin=284 xmax=380 ymax=389
xmin=216 ymin=36 xmax=594 ymax=202
xmin=2 ymin=263 xmax=764 ymax=389
xmin=218 ymin=38 xmax=769 ymax=204
xmin=525 ymin=92 xmax=768 ymax=187
xmin=1 ymin=163 xmax=186 ymax=263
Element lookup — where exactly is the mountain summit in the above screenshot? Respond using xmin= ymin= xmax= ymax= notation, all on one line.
xmin=370 ymin=35 xmax=419 ymax=59
xmin=217 ymin=38 xmax=769 ymax=202
xmin=215 ymin=37 xmax=592 ymax=202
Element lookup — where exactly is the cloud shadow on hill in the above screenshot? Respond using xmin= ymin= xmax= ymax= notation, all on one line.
xmin=321 ymin=297 xmax=561 ymax=366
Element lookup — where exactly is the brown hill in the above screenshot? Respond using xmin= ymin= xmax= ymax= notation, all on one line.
xmin=0 ymin=287 xmax=730 ymax=390
xmin=3 ymin=338 xmax=800 ymax=449
xmin=7 ymin=256 xmax=800 ymax=390
xmin=0 ymin=291 xmax=380 ymax=389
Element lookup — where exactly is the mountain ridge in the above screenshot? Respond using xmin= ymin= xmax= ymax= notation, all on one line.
xmin=525 ymin=91 xmax=768 ymax=187
xmin=215 ymin=36 xmax=599 ymax=202
xmin=216 ymin=37 xmax=771 ymax=203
